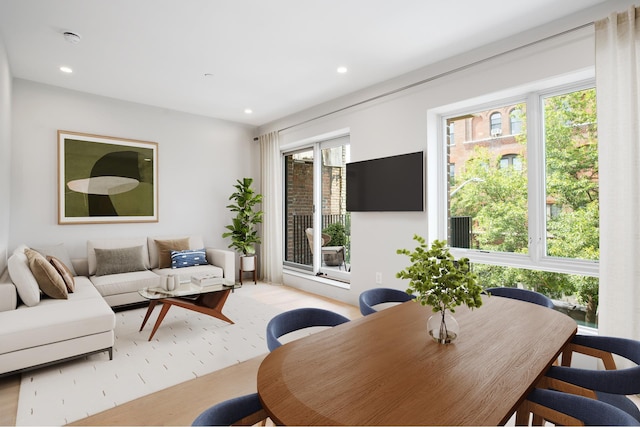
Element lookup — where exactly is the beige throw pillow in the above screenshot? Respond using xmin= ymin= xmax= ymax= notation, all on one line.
xmin=47 ymin=256 xmax=75 ymax=293
xmin=25 ymin=249 xmax=68 ymax=299
xmin=155 ymin=238 xmax=190 ymax=268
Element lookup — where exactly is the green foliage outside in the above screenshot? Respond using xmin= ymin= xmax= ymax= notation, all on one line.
xmin=222 ymin=178 xmax=263 ymax=255
xmin=450 ymin=89 xmax=599 ymax=326
xmin=322 ymin=222 xmax=347 ymax=246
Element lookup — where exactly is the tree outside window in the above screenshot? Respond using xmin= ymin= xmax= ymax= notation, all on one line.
xmin=446 ymin=87 xmax=599 ymax=327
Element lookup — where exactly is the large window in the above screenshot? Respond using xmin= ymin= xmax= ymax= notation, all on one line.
xmin=442 ymin=83 xmax=599 ymax=328
xmin=283 ymin=136 xmax=350 ymax=282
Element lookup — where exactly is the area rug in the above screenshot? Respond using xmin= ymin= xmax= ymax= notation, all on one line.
xmin=16 ymin=285 xmax=283 ymax=426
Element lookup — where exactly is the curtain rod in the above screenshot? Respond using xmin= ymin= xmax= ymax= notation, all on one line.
xmin=261 ymin=21 xmax=594 ymax=137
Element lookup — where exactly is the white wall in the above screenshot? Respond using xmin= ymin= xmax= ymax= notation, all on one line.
xmin=10 ymin=79 xmax=259 ymax=264
xmin=259 ymin=2 xmax=627 ymax=306
xmin=0 ymin=36 xmax=11 ymax=272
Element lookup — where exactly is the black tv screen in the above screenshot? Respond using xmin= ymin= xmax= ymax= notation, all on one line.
xmin=346 ymin=151 xmax=424 ymax=212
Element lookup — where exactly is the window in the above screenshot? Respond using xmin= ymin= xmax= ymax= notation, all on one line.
xmin=283 ymin=136 xmax=350 ymax=282
xmin=510 ymin=108 xmax=524 ymax=135
xmin=490 ymin=112 xmax=502 ymax=136
xmin=441 ymin=82 xmax=598 ymax=328
xmin=499 ymin=154 xmax=522 ymax=171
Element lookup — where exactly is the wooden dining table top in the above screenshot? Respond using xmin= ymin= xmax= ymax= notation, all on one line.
xmin=257 ymin=295 xmax=577 ymax=426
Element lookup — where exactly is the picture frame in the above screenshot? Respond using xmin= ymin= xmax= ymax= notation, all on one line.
xmin=58 ymin=130 xmax=158 ymax=224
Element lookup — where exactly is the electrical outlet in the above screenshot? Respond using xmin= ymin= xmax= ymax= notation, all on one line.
xmin=375 ymin=272 xmax=382 ymax=284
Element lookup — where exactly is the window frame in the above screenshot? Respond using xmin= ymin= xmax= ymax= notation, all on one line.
xmin=281 ymin=133 xmax=351 ymax=284
xmin=430 ymin=78 xmax=599 ymax=278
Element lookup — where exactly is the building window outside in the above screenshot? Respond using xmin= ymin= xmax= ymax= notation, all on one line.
xmin=499 ymin=154 xmax=522 ymax=171
xmin=443 ymin=83 xmax=598 ymax=328
xmin=490 ymin=112 xmax=502 ymax=137
xmin=510 ymin=108 xmax=524 ymax=135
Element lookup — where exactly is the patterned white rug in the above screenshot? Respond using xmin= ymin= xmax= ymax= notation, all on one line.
xmin=16 ymin=285 xmax=283 ymax=426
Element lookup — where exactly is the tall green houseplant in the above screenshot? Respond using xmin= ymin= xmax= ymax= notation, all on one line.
xmin=222 ymin=178 xmax=263 ymax=255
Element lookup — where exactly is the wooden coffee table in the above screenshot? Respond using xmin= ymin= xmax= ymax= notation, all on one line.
xmin=138 ymin=278 xmax=237 ymax=341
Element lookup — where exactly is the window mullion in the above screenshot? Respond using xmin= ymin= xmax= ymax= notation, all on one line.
xmin=526 ymin=92 xmax=545 ymax=264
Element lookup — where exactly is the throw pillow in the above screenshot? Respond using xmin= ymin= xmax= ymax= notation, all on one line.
xmin=47 ymin=256 xmax=76 ymax=293
xmin=33 ymin=243 xmax=78 ymax=276
xmin=25 ymin=249 xmax=68 ymax=299
xmin=7 ymin=248 xmax=41 ymax=306
xmin=94 ymin=245 xmax=147 ymax=276
xmin=171 ymin=248 xmax=208 ymax=269
xmin=155 ymin=238 xmax=190 ymax=268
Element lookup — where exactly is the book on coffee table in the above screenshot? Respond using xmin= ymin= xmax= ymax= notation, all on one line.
xmin=191 ymin=274 xmax=226 ymax=287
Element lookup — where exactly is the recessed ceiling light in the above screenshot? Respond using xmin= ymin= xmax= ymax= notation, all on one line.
xmin=244 ymin=109 xmax=253 ymax=114
xmin=337 ymin=66 xmax=348 ymax=74
xmin=60 ymin=66 xmax=73 ymax=73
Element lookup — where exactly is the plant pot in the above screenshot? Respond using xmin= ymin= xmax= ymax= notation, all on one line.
xmin=427 ymin=310 xmax=459 ymax=344
xmin=323 ymin=252 xmax=343 ymax=266
xmin=240 ymin=255 xmax=256 ymax=272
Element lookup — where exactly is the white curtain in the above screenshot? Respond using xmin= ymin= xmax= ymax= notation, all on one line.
xmin=259 ymin=131 xmax=283 ymax=284
xmin=596 ymin=6 xmax=640 ymax=341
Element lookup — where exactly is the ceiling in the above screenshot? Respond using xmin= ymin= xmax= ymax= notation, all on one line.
xmin=0 ymin=0 xmax=610 ymax=126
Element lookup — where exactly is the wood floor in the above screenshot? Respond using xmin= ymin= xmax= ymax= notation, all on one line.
xmin=0 ymin=283 xmax=361 ymax=426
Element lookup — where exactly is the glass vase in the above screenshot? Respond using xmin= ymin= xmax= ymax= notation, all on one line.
xmin=427 ymin=310 xmax=459 ymax=344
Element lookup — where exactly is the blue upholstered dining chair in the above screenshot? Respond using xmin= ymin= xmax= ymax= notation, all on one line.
xmin=266 ymin=307 xmax=350 ymax=352
xmin=484 ymin=286 xmax=554 ymax=308
xmin=192 ymin=392 xmax=267 ymax=426
xmin=520 ymin=388 xmax=639 ymax=426
xmin=543 ymin=335 xmax=640 ymax=423
xmin=359 ymin=287 xmax=416 ymax=316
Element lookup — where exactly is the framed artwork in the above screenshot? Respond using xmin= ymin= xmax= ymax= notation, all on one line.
xmin=58 ymin=130 xmax=158 ymax=224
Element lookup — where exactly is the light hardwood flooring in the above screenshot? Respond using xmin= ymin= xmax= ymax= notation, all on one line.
xmin=0 ymin=283 xmax=361 ymax=426
xmin=2 ymin=284 xmax=640 ymax=426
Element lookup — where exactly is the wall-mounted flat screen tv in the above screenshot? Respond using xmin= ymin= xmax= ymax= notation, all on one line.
xmin=346 ymin=151 xmax=424 ymax=212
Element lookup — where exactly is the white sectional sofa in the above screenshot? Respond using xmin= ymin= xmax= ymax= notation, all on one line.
xmin=0 ymin=235 xmax=235 ymax=375
xmin=0 ymin=250 xmax=116 ymax=376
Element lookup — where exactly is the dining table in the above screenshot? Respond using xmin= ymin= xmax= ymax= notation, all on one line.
xmin=257 ymin=294 xmax=577 ymax=426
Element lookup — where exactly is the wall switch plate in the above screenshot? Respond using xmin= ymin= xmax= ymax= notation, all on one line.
xmin=375 ymin=272 xmax=382 ymax=284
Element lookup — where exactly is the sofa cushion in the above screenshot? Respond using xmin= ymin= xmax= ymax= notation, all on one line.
xmin=171 ymin=248 xmax=208 ymax=268
xmin=155 ymin=237 xmax=190 ymax=268
xmin=87 ymin=237 xmax=150 ymax=276
xmin=90 ymin=270 xmax=160 ymax=297
xmin=94 ymin=245 xmax=147 ymax=276
xmin=25 ymin=249 xmax=68 ymax=299
xmin=33 ymin=243 xmax=78 ymax=276
xmin=0 ymin=278 xmax=115 ymax=355
xmin=7 ymin=248 xmax=40 ymax=307
xmin=47 ymin=256 xmax=75 ymax=293
xmin=148 ymin=235 xmax=205 ymax=269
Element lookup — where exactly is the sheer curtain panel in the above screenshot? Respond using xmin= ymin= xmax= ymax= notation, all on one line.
xmin=259 ymin=132 xmax=283 ymax=284
xmin=596 ymin=6 xmax=640 ymax=342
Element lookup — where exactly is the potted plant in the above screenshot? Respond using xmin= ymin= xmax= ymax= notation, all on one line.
xmin=222 ymin=178 xmax=263 ymax=273
xmin=322 ymin=222 xmax=347 ymax=266
xmin=396 ymin=235 xmax=483 ymax=344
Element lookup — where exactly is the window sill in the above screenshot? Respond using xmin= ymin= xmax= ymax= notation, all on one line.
xmin=283 ymin=268 xmax=351 ymax=290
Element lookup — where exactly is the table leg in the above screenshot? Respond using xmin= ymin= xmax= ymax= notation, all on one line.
xmin=139 ymin=300 xmax=159 ymax=331
xmin=147 ymin=301 xmax=173 ymax=341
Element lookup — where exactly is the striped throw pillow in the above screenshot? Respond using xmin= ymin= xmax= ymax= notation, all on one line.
xmin=170 ymin=248 xmax=208 ymax=268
